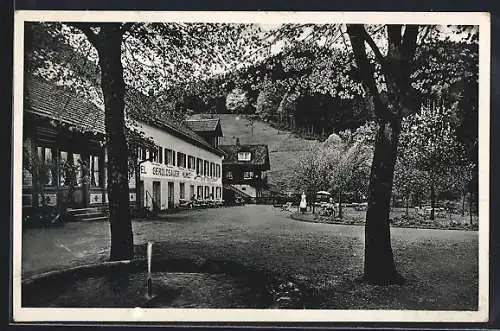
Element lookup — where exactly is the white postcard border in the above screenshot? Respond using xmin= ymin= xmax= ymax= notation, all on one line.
xmin=12 ymin=10 xmax=491 ymax=323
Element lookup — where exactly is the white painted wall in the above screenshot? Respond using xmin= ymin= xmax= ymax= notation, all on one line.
xmin=130 ymin=120 xmax=223 ymax=210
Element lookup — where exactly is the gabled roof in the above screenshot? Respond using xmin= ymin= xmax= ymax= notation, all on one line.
xmin=219 ymin=144 xmax=270 ymax=169
xmin=185 ymin=118 xmax=223 ymax=137
xmin=24 ymin=76 xmax=224 ymax=157
xmin=124 ymin=90 xmax=225 ymax=156
xmin=24 ymin=76 xmax=106 ymax=134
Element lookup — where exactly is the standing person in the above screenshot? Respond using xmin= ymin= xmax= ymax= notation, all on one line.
xmin=300 ymin=192 xmax=307 ymax=214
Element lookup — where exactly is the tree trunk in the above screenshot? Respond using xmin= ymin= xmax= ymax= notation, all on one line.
xmin=430 ymin=182 xmax=435 ymax=221
xmin=462 ymin=193 xmax=466 ymax=216
xmin=135 ymin=160 xmax=142 ymax=213
xmin=405 ymin=194 xmax=409 ymax=217
xmin=347 ymin=24 xmax=418 ymax=285
xmin=469 ymin=192 xmax=473 ymax=225
xmin=363 ymin=120 xmax=403 ymax=285
xmin=338 ymin=189 xmax=343 ymax=219
xmin=98 ymin=25 xmax=134 ymax=261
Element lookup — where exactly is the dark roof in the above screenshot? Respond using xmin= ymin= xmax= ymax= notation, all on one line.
xmin=124 ymin=90 xmax=224 ymax=156
xmin=219 ymin=144 xmax=270 ymax=169
xmin=185 ymin=118 xmax=223 ymax=137
xmin=25 ymin=77 xmax=106 ymax=134
xmin=24 ymin=77 xmax=224 ymax=157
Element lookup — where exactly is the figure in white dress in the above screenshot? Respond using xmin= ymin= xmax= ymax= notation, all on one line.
xmin=299 ymin=192 xmax=307 ymax=213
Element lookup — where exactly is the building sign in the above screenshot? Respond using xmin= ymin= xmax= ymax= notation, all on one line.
xmin=38 ymin=193 xmax=57 ymax=206
xmin=90 ymin=193 xmax=103 ymax=204
xmin=140 ymin=162 xmax=196 ymax=180
xmin=129 ymin=192 xmax=136 ymax=202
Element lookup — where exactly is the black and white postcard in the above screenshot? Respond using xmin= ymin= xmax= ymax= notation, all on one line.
xmin=11 ymin=10 xmax=490 ymax=323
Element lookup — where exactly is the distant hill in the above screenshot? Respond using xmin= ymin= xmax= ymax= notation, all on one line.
xmin=189 ymin=113 xmax=324 ymax=193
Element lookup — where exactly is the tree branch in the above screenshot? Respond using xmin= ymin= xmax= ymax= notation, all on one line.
xmin=360 ymin=28 xmax=386 ymax=66
xmin=346 ymin=24 xmax=388 ymax=121
xmin=387 ymin=25 xmax=403 ymax=49
xmin=69 ymin=23 xmax=100 ymax=49
xmin=401 ymin=25 xmax=419 ymax=62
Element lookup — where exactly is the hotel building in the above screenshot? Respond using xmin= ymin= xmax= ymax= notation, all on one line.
xmin=22 ymin=76 xmax=223 ymax=222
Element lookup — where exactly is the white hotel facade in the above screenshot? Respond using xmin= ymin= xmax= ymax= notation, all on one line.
xmin=129 ymin=118 xmax=224 ymax=211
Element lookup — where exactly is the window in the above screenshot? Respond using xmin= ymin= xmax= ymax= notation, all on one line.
xmin=205 ymin=186 xmax=210 ymax=199
xmin=158 ymin=146 xmax=163 ymax=163
xmin=152 ymin=146 xmax=160 ymax=163
xmin=145 ymin=149 xmax=150 ymax=161
xmin=36 ymin=146 xmax=56 ymax=186
xmin=165 ymin=149 xmax=175 ymax=165
xmin=216 ymin=164 xmax=221 ymax=178
xmin=188 ymin=155 xmax=196 ymax=170
xmin=190 ymin=185 xmax=195 ymax=199
xmin=137 ymin=147 xmax=145 ymax=161
xmin=197 ymin=186 xmax=203 ymax=199
xmin=211 ymin=187 xmax=215 ymax=200
xmin=225 ymin=170 xmax=233 ymax=179
xmin=243 ymin=171 xmax=254 ymax=179
xmin=204 ymin=160 xmax=209 ymax=176
xmin=196 ymin=158 xmax=203 ymax=175
xmin=238 ymin=152 xmax=251 ymax=161
xmin=177 ymin=152 xmax=186 ymax=168
xmin=59 ymin=151 xmax=68 ymax=186
xmin=216 ymin=187 xmax=221 ymax=199
xmin=210 ymin=162 xmax=215 ymax=177
xmin=180 ymin=182 xmax=186 ymax=200
xmin=90 ymin=154 xmax=100 ymax=187
xmin=73 ymin=153 xmax=83 ymax=185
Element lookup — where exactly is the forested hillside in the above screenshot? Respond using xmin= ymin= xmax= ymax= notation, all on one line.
xmin=190 ymin=113 xmax=323 ymax=194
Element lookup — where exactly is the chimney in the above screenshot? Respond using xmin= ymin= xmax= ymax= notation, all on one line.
xmin=235 ymin=137 xmax=240 ymax=148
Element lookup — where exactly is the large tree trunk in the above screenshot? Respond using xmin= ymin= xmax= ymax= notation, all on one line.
xmin=430 ymin=182 xmax=436 ymax=220
xmin=363 ymin=119 xmax=403 ymax=285
xmin=405 ymin=194 xmax=409 ymax=217
xmin=462 ymin=193 xmax=466 ymax=216
xmin=347 ymin=24 xmax=418 ymax=285
xmin=98 ymin=24 xmax=134 ymax=261
xmin=338 ymin=189 xmax=343 ymax=219
xmin=135 ymin=159 xmax=142 ymax=213
xmin=469 ymin=192 xmax=473 ymax=225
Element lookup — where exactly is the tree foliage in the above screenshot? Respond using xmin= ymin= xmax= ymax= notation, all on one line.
xmin=25 ymin=20 xmax=479 ymax=280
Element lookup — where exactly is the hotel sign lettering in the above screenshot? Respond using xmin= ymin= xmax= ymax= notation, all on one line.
xmin=140 ymin=162 xmax=194 ymax=180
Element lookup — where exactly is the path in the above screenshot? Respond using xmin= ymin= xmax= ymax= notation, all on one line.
xmin=21 ymin=205 xmax=478 ymax=310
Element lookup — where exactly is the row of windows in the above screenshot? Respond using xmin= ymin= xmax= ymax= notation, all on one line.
xmin=224 ymin=171 xmax=258 ymax=180
xmin=138 ymin=146 xmax=221 ymax=178
xmin=28 ymin=146 xmax=102 ymax=188
xmin=178 ymin=183 xmax=222 ymax=200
